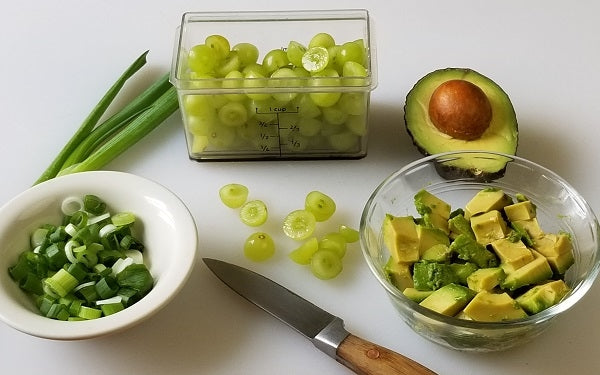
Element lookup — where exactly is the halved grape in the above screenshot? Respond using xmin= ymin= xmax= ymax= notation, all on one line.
xmin=282 ymin=209 xmax=316 ymax=240
xmin=262 ymin=49 xmax=289 ymax=75
xmin=215 ymin=51 xmax=241 ymax=77
xmin=187 ymin=113 xmax=216 ymax=136
xmin=302 ymin=46 xmax=329 ymax=73
xmin=188 ymin=44 xmax=219 ymax=74
xmin=232 ymin=42 xmax=259 ymax=67
xmin=328 ymin=131 xmax=359 ymax=151
xmin=308 ymin=33 xmax=336 ymax=49
xmin=310 ymin=249 xmax=343 ymax=280
xmin=183 ymin=94 xmax=216 ymax=117
xmin=339 ymin=225 xmax=359 ymax=243
xmin=309 ymin=68 xmax=342 ymax=107
xmin=219 ymin=183 xmax=249 ymax=209
xmin=222 ymin=70 xmax=246 ymax=102
xmin=244 ymin=70 xmax=271 ymax=101
xmin=269 ymin=68 xmax=301 ymax=102
xmin=244 ymin=232 xmax=275 ymax=261
xmin=288 ymin=237 xmax=319 ymax=265
xmin=218 ymin=101 xmax=248 ymax=127
xmin=338 ymin=41 xmax=364 ymax=66
xmin=338 ymin=93 xmax=366 ymax=116
xmin=287 ymin=40 xmax=307 ymax=67
xmin=321 ymin=105 xmax=348 ymax=125
xmin=205 ymin=34 xmax=231 ymax=61
xmin=292 ymin=94 xmax=321 ymax=118
xmin=345 ymin=115 xmax=367 ymax=136
xmin=319 ymin=232 xmax=347 ymax=258
xmin=207 ymin=125 xmax=236 ymax=148
xmin=297 ymin=117 xmax=322 ymax=137
xmin=191 ymin=135 xmax=209 ymax=153
xmin=240 ymin=200 xmax=268 ymax=227
xmin=305 ymin=191 xmax=336 ymax=222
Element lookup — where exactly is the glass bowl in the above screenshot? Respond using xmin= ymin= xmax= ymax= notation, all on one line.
xmin=360 ymin=151 xmax=600 ymax=351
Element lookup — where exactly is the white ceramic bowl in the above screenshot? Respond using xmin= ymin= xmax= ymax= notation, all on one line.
xmin=0 ymin=171 xmax=198 ymax=340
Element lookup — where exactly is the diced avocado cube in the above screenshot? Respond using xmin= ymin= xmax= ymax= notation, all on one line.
xmin=414 ymin=189 xmax=451 ymax=219
xmin=417 ymin=225 xmax=450 ymax=256
xmin=502 ymin=251 xmax=553 ymax=291
xmin=515 ymin=279 xmax=570 ymax=314
xmin=463 ymin=291 xmax=528 ymax=322
xmin=403 ymin=287 xmax=433 ymax=303
xmin=422 ymin=244 xmax=452 ymax=262
xmin=490 ymin=238 xmax=535 ymax=272
xmin=467 ymin=267 xmax=506 ymax=292
xmin=547 ymin=250 xmax=575 ymax=275
xmin=465 ymin=188 xmax=513 ymax=219
xmin=504 ymin=200 xmax=536 ymax=221
xmin=412 ymin=261 xmax=457 ymax=291
xmin=450 ymin=262 xmax=479 ymax=285
xmin=384 ymin=257 xmax=414 ymax=292
xmin=512 ymin=218 xmax=544 ymax=240
xmin=382 ymin=215 xmax=420 ymax=263
xmin=419 ymin=283 xmax=476 ymax=316
xmin=449 ymin=234 xmax=499 ymax=268
xmin=421 ymin=213 xmax=450 ymax=234
xmin=470 ymin=210 xmax=508 ymax=245
xmin=448 ymin=213 xmax=475 ymax=240
xmin=533 ymin=233 xmax=573 ymax=258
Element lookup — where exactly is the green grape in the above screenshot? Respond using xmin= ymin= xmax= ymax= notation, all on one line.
xmin=187 ymin=113 xmax=216 ymax=136
xmin=345 ymin=114 xmax=367 ymax=136
xmin=205 ymin=34 xmax=231 ymax=61
xmin=182 ymin=94 xmax=217 ymax=116
xmin=242 ymin=63 xmax=268 ymax=77
xmin=286 ymin=40 xmax=307 ymax=67
xmin=338 ymin=92 xmax=366 ymax=116
xmin=219 ymin=183 xmax=249 ymax=208
xmin=309 ymin=68 xmax=342 ymax=107
xmin=188 ymin=44 xmax=219 ymax=74
xmin=288 ymin=237 xmax=319 ymax=265
xmin=342 ymin=61 xmax=367 ymax=77
xmin=292 ymin=94 xmax=321 ymax=118
xmin=222 ymin=70 xmax=246 ymax=102
xmin=240 ymin=200 xmax=268 ymax=227
xmin=328 ymin=131 xmax=360 ymax=151
xmin=320 ymin=121 xmax=345 ymax=136
xmin=215 ymin=51 xmax=241 ymax=77
xmin=292 ymin=66 xmax=311 ymax=78
xmin=326 ymin=45 xmax=342 ymax=72
xmin=190 ymin=134 xmax=209 ymax=153
xmin=188 ymin=72 xmax=221 ymax=89
xmin=308 ymin=32 xmax=335 ymax=49
xmin=236 ymin=117 xmax=261 ymax=145
xmin=338 ymin=41 xmax=365 ymax=66
xmin=310 ymin=249 xmax=343 ymax=280
xmin=244 ymin=70 xmax=271 ymax=101
xmin=244 ymin=232 xmax=275 ymax=262
xmin=319 ymin=232 xmax=347 ymax=258
xmin=269 ymin=67 xmax=301 ymax=102
xmin=321 ymin=105 xmax=348 ymax=125
xmin=232 ymin=42 xmax=259 ymax=67
xmin=297 ymin=117 xmax=322 ymax=137
xmin=305 ymin=190 xmax=336 ymax=222
xmin=207 ymin=124 xmax=236 ymax=148
xmin=339 ymin=225 xmax=359 ymax=243
xmin=262 ymin=49 xmax=289 ymax=75
xmin=283 ymin=209 xmax=316 ymax=240
xmin=302 ymin=46 xmax=329 ymax=73
xmin=218 ymin=101 xmax=248 ymax=127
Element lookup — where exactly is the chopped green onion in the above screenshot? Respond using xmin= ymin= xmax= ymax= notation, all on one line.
xmin=61 ymin=196 xmax=84 ymax=216
xmin=116 ymin=263 xmax=153 ymax=296
xmin=64 ymin=240 xmax=79 ymax=264
xmin=77 ymin=305 xmax=102 ymax=320
xmin=31 ymin=228 xmax=49 ymax=248
xmin=99 ymin=224 xmax=117 ymax=238
xmin=95 ymin=276 xmax=119 ymax=299
xmin=44 ymin=269 xmax=79 ymax=297
xmin=95 ymin=296 xmax=123 ymax=305
xmin=83 ymin=195 xmax=106 ymax=215
xmin=111 ymin=257 xmax=134 ymax=275
xmin=64 ymin=223 xmax=78 ymax=237
xmin=69 ymin=211 xmax=88 ymax=228
xmin=88 ymin=212 xmax=110 ymax=225
xmin=124 ymin=249 xmax=143 ymax=264
xmin=111 ymin=212 xmax=136 ymax=227
xmin=100 ymin=302 xmax=124 ymax=316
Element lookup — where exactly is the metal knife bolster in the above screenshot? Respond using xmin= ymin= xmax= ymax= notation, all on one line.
xmin=312 ymin=316 xmax=350 ymax=359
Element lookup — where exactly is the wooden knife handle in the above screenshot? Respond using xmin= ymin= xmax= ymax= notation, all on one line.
xmin=336 ymin=334 xmax=438 ymax=375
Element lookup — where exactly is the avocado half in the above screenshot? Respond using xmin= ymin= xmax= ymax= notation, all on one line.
xmin=404 ymin=68 xmax=518 ymax=180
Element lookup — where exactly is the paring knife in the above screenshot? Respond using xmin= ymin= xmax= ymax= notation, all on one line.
xmin=203 ymin=258 xmax=437 ymax=375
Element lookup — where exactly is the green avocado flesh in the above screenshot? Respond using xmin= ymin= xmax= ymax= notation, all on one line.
xmin=404 ymin=68 xmax=518 ymax=175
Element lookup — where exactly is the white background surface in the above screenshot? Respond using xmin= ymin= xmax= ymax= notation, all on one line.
xmin=1 ymin=1 xmax=599 ymax=374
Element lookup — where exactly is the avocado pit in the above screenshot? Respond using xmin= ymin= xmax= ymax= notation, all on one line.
xmin=428 ymin=79 xmax=492 ymax=141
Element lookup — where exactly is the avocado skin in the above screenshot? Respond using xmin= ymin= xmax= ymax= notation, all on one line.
xmin=404 ymin=68 xmax=518 ymax=180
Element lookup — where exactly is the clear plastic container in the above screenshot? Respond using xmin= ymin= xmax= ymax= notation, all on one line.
xmin=170 ymin=10 xmax=377 ymax=161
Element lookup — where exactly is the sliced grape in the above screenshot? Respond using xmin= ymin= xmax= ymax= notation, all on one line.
xmin=207 ymin=125 xmax=236 ymax=148
xmin=262 ymin=49 xmax=289 ymax=75
xmin=288 ymin=237 xmax=319 ymax=265
xmin=338 ymin=41 xmax=365 ymax=66
xmin=305 ymin=191 xmax=336 ymax=222
xmin=205 ymin=34 xmax=231 ymax=61
xmin=269 ymin=67 xmax=301 ymax=102
xmin=244 ymin=232 xmax=275 ymax=262
xmin=286 ymin=40 xmax=307 ymax=67
xmin=188 ymin=72 xmax=221 ymax=89
xmin=342 ymin=61 xmax=368 ymax=78
xmin=191 ymin=134 xmax=209 ymax=153
xmin=183 ymin=95 xmax=217 ymax=117
xmin=345 ymin=115 xmax=367 ymax=136
xmin=222 ymin=70 xmax=246 ymax=102
xmin=308 ymin=33 xmax=336 ymax=49
xmin=297 ymin=117 xmax=322 ymax=137
xmin=309 ymin=68 xmax=342 ymax=107
xmin=215 ymin=51 xmax=241 ymax=77
xmin=338 ymin=93 xmax=366 ymax=116
xmin=319 ymin=232 xmax=347 ymax=258
xmin=302 ymin=46 xmax=329 ymax=73
xmin=219 ymin=183 xmax=249 ymax=208
xmin=328 ymin=131 xmax=360 ymax=151
xmin=282 ymin=209 xmax=316 ymax=240
xmin=244 ymin=70 xmax=271 ymax=101
xmin=240 ymin=200 xmax=268 ymax=227
xmin=339 ymin=225 xmax=359 ymax=243
xmin=232 ymin=42 xmax=259 ymax=67
xmin=218 ymin=101 xmax=248 ymax=127
xmin=187 ymin=113 xmax=216 ymax=136
xmin=310 ymin=249 xmax=343 ymax=280
xmin=321 ymin=105 xmax=348 ymax=125
xmin=292 ymin=94 xmax=321 ymax=118
xmin=188 ymin=44 xmax=219 ymax=74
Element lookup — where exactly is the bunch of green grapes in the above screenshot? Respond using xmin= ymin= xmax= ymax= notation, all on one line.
xmin=181 ymin=33 xmax=370 ymax=156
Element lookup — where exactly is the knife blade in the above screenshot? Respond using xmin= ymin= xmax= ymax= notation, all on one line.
xmin=203 ymin=258 xmax=437 ymax=375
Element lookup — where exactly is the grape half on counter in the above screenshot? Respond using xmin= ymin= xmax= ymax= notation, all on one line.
xmin=181 ymin=33 xmax=370 ymax=156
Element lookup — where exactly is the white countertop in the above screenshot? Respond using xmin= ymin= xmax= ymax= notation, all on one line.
xmin=1 ymin=1 xmax=599 ymax=374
